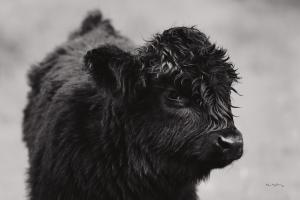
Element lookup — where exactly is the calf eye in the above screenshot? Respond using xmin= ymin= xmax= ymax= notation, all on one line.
xmin=167 ymin=90 xmax=188 ymax=107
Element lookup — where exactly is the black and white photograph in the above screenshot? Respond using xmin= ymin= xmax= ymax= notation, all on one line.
xmin=0 ymin=0 xmax=299 ymax=200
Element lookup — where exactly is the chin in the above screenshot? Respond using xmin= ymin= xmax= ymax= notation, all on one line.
xmin=210 ymin=159 xmax=235 ymax=169
xmin=195 ymin=153 xmax=242 ymax=174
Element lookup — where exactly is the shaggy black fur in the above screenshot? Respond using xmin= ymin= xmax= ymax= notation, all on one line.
xmin=23 ymin=10 xmax=243 ymax=200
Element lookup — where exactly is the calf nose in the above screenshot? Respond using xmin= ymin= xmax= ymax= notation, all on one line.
xmin=216 ymin=135 xmax=243 ymax=153
xmin=208 ymin=127 xmax=244 ymax=162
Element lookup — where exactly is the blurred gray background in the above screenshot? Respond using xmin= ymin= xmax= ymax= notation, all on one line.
xmin=0 ymin=0 xmax=299 ymax=199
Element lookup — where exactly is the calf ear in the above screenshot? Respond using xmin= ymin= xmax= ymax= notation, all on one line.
xmin=84 ymin=45 xmax=142 ymax=98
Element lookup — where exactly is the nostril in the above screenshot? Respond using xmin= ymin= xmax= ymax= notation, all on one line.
xmin=217 ymin=136 xmax=233 ymax=150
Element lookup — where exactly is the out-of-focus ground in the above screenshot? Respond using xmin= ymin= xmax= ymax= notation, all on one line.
xmin=0 ymin=0 xmax=299 ymax=199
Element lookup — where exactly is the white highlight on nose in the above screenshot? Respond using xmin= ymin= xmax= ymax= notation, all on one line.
xmin=220 ymin=136 xmax=235 ymax=144
xmin=220 ymin=136 xmax=242 ymax=144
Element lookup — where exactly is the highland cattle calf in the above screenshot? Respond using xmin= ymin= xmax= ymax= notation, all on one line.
xmin=23 ymin=10 xmax=243 ymax=200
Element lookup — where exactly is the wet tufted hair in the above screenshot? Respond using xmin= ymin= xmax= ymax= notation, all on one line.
xmin=138 ymin=27 xmax=239 ymax=130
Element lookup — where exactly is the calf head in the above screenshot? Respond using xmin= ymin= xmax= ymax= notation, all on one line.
xmin=84 ymin=27 xmax=243 ymax=182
